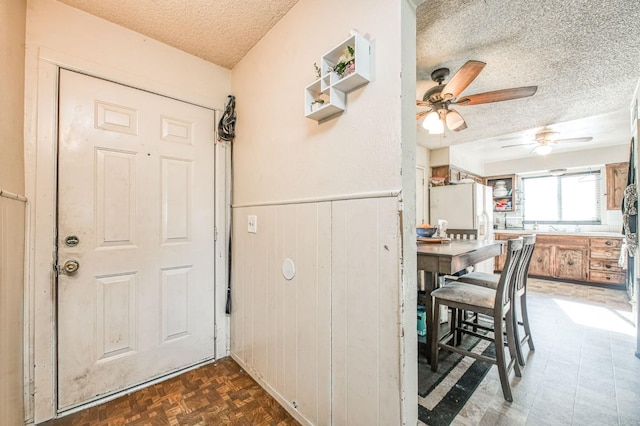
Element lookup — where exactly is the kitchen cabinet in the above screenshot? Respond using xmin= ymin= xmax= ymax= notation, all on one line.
xmin=486 ymin=175 xmax=516 ymax=212
xmin=605 ymin=162 xmax=628 ymax=210
xmin=589 ymin=237 xmax=625 ymax=285
xmin=555 ymin=245 xmax=588 ymax=281
xmin=528 ymin=244 xmax=552 ymax=277
xmin=494 ymin=233 xmax=622 ymax=285
xmin=430 ymin=165 xmax=482 ymax=185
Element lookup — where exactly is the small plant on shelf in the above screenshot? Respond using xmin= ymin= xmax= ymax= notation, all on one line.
xmin=330 ymin=45 xmax=355 ymax=78
xmin=314 ymin=62 xmax=321 ymax=79
xmin=311 ymin=93 xmax=329 ymax=110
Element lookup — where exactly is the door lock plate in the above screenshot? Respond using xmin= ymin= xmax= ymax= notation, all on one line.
xmin=64 ymin=235 xmax=79 ymax=247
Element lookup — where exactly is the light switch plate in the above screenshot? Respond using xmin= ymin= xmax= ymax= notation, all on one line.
xmin=248 ymin=215 xmax=257 ymax=233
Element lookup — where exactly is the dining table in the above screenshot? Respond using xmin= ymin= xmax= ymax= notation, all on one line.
xmin=417 ymin=239 xmax=505 ymax=363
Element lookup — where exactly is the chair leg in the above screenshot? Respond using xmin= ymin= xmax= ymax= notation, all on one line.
xmin=455 ymin=309 xmax=464 ymax=345
xmin=494 ymin=311 xmax=513 ymax=402
xmin=521 ymin=292 xmax=535 ymax=351
xmin=512 ymin=299 xmax=526 ymax=367
xmin=430 ymin=300 xmax=441 ymax=372
xmin=505 ymin=308 xmax=522 ymax=378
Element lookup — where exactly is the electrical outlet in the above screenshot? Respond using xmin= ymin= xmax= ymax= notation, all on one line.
xmin=248 ymin=215 xmax=257 ymax=233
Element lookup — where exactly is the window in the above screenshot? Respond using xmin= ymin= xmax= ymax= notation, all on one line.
xmin=522 ymin=171 xmax=601 ymax=224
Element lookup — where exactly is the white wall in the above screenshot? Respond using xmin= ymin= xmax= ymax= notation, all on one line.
xmin=417 ymin=145 xmax=429 ymax=223
xmin=24 ymin=0 xmax=232 ymax=421
xmin=0 ymin=1 xmax=27 ymax=423
xmin=630 ymin=79 xmax=640 ymax=356
xmin=429 ymin=147 xmax=450 ymax=167
xmin=230 ymin=0 xmax=418 ymax=424
xmin=449 ymin=145 xmax=485 ymax=176
xmin=484 ymin=145 xmax=629 ymax=176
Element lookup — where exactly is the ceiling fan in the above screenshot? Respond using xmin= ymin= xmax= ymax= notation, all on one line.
xmin=416 ymin=60 xmax=537 ymax=134
xmin=501 ymin=127 xmax=593 ymax=155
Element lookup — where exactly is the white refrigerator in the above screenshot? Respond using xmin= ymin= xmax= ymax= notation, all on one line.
xmin=429 ymin=182 xmax=495 ymax=272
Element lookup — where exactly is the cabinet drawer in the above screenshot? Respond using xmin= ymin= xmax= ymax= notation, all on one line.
xmin=590 ymin=237 xmax=622 ymax=249
xmin=590 ymin=249 xmax=621 ymax=260
xmin=590 ymin=259 xmax=624 ymax=273
xmin=589 ymin=270 xmax=625 ymax=285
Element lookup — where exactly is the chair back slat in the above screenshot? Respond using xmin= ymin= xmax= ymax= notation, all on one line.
xmin=447 ymin=228 xmax=478 ymax=240
xmin=515 ymin=235 xmax=536 ymax=293
xmin=495 ymin=237 xmax=523 ymax=312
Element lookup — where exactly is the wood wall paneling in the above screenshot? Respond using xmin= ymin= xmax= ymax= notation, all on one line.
xmin=0 ymin=196 xmax=26 ymax=426
xmin=232 ymin=203 xmax=333 ymax=424
xmin=331 ymin=197 xmax=401 ymax=425
xmin=232 ymin=197 xmax=400 ymax=425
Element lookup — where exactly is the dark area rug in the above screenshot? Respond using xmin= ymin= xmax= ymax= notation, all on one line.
xmin=418 ymin=336 xmax=495 ymax=426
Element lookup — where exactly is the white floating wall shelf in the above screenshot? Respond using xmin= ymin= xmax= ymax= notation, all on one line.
xmin=305 ymin=31 xmax=371 ymax=122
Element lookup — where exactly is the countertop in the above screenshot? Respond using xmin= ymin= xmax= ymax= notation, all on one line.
xmin=494 ymin=229 xmax=624 ymax=238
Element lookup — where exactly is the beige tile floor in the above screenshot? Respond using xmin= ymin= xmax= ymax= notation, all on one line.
xmin=422 ymin=278 xmax=640 ymax=426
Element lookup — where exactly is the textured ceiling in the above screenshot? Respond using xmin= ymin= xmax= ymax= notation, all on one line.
xmin=416 ymin=0 xmax=640 ymax=161
xmin=58 ymin=0 xmax=299 ymax=69
xmin=58 ymin=0 xmax=640 ymax=162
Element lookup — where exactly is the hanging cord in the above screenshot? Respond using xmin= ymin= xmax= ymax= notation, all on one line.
xmin=218 ymin=95 xmax=236 ymax=315
xmin=218 ymin=95 xmax=236 ymax=142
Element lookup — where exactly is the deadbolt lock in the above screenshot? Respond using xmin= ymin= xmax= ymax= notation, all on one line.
xmin=64 ymin=235 xmax=79 ymax=247
xmin=63 ymin=260 xmax=80 ymax=274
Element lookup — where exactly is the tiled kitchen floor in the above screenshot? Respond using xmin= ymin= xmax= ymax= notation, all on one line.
xmin=439 ymin=278 xmax=639 ymax=426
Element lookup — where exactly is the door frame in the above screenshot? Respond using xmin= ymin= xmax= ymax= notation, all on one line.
xmin=26 ymin=55 xmax=231 ymax=423
xmin=416 ymin=165 xmax=426 ymax=225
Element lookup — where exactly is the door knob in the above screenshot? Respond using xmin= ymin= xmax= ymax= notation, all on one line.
xmin=62 ymin=260 xmax=80 ymax=274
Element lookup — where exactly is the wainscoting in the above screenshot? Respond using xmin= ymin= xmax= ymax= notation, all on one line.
xmin=231 ymin=195 xmax=402 ymax=425
xmin=0 ymin=190 xmax=27 ymax=425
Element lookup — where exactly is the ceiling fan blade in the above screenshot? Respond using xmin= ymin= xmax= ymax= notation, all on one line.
xmin=440 ymin=60 xmax=486 ymax=101
xmin=416 ymin=100 xmax=432 ymax=107
xmin=501 ymin=142 xmax=537 ymax=149
xmin=453 ymin=86 xmax=538 ymax=106
xmin=416 ymin=110 xmax=431 ymax=120
xmin=554 ymin=137 xmax=593 ymax=144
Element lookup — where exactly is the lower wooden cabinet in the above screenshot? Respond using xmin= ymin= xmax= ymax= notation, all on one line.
xmin=494 ymin=233 xmax=624 ymax=285
xmin=589 ymin=237 xmax=625 ymax=284
xmin=555 ymin=245 xmax=588 ymax=281
xmin=529 ymin=245 xmax=552 ymax=276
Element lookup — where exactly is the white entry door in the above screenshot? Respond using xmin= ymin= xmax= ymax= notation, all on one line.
xmin=57 ymin=70 xmax=217 ymax=410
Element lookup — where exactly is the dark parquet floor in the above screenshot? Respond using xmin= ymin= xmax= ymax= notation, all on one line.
xmin=39 ymin=357 xmax=300 ymax=426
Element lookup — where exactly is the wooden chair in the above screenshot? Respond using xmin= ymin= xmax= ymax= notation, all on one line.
xmin=430 ymin=237 xmax=523 ymax=402
xmin=456 ymin=234 xmax=536 ymax=366
xmin=447 ymin=228 xmax=478 ymax=240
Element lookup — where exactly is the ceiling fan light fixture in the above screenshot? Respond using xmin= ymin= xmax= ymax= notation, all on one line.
xmin=429 ymin=118 xmax=445 ymax=134
xmin=533 ymin=144 xmax=552 ymax=155
xmin=445 ymin=109 xmax=465 ymax=131
xmin=422 ymin=111 xmax=440 ymax=130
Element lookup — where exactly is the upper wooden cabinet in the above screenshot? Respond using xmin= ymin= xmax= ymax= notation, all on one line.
xmin=431 ymin=165 xmax=482 ymax=185
xmin=605 ymin=162 xmax=628 ymax=210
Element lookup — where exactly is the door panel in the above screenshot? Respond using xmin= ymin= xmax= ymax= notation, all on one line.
xmin=57 ymin=70 xmax=216 ymax=410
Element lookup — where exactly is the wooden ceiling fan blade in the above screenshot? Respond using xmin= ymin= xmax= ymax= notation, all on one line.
xmin=416 ymin=110 xmax=431 ymax=120
xmin=440 ymin=60 xmax=486 ymax=101
xmin=416 ymin=100 xmax=432 ymax=106
xmin=554 ymin=137 xmax=593 ymax=144
xmin=453 ymin=86 xmax=538 ymax=106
